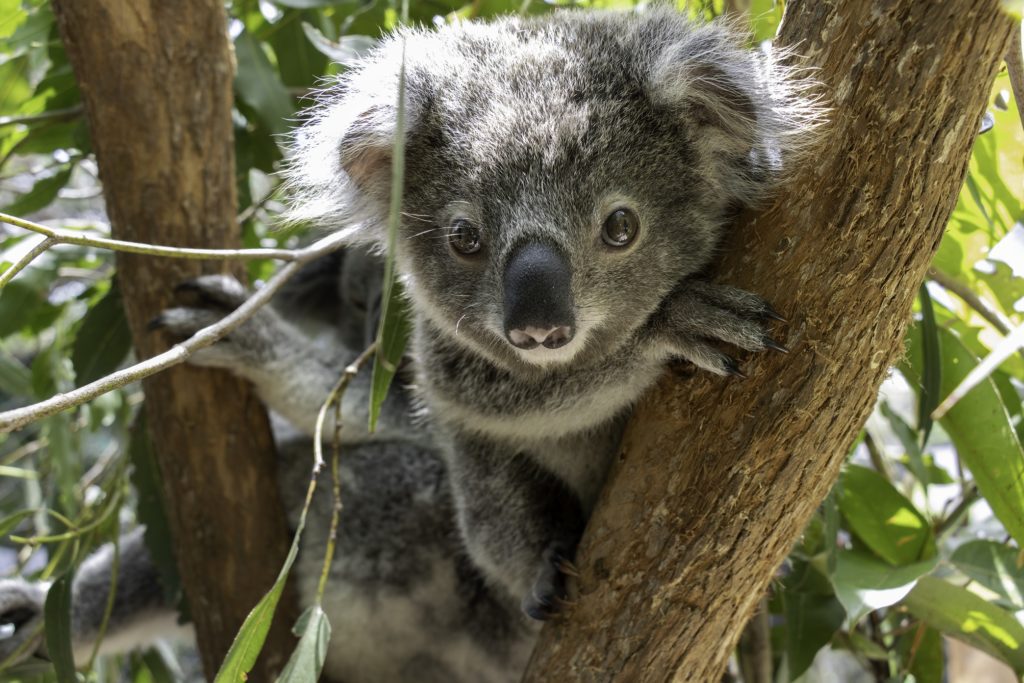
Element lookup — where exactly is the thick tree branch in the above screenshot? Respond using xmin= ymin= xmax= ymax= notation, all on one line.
xmin=52 ymin=0 xmax=299 ymax=676
xmin=524 ymin=1 xmax=1015 ymax=680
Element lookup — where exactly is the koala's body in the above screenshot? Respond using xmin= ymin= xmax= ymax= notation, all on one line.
xmin=289 ymin=8 xmax=819 ymax=617
xmin=0 ymin=6 xmax=820 ymax=679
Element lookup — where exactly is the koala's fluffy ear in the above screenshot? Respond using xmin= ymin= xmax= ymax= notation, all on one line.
xmin=284 ymin=37 xmax=420 ymax=246
xmin=648 ymin=19 xmax=824 ymax=203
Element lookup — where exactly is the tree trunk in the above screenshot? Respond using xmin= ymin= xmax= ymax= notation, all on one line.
xmin=523 ymin=1 xmax=1014 ymax=680
xmin=52 ymin=2 xmax=297 ymax=678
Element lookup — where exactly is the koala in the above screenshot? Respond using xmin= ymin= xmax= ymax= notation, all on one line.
xmin=0 ymin=6 xmax=820 ymax=679
xmin=0 ymin=248 xmax=535 ymax=683
xmin=287 ymin=7 xmax=820 ymax=619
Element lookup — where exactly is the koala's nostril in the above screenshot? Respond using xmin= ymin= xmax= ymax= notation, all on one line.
xmin=542 ymin=326 xmax=572 ymax=349
xmin=509 ymin=325 xmax=574 ymax=350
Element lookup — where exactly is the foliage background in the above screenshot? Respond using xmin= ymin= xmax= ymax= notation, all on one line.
xmin=0 ymin=0 xmax=1022 ymax=681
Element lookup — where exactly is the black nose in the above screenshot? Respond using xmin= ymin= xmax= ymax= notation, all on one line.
xmin=503 ymin=242 xmax=575 ymax=350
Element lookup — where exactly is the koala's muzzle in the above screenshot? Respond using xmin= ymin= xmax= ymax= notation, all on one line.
xmin=502 ymin=243 xmax=575 ymax=350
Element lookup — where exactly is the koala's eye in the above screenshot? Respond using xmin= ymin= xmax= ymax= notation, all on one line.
xmin=448 ymin=219 xmax=482 ymax=256
xmin=602 ymin=208 xmax=639 ymax=247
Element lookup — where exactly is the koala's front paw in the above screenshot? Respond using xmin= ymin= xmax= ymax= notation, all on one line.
xmin=659 ymin=281 xmax=787 ymax=377
xmin=149 ymin=275 xmax=295 ymax=373
xmin=521 ymin=545 xmax=579 ymax=621
xmin=0 ymin=579 xmax=47 ymax=665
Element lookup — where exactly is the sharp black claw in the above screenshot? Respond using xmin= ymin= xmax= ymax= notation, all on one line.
xmin=724 ymin=358 xmax=747 ymax=379
xmin=762 ymin=305 xmax=787 ymax=323
xmin=146 ymin=315 xmax=166 ymax=331
xmin=764 ymin=338 xmax=789 ymax=354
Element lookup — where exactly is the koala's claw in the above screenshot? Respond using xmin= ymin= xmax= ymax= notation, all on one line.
xmin=723 ymin=357 xmax=747 ymax=379
xmin=763 ymin=338 xmax=789 ymax=354
xmin=522 ymin=547 xmax=575 ymax=621
xmin=761 ymin=304 xmax=787 ymax=323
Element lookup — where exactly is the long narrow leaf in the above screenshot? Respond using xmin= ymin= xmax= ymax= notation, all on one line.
xmin=369 ymin=39 xmax=409 ymax=432
xmin=43 ymin=572 xmax=75 ymax=683
xmin=916 ymin=284 xmax=941 ymax=444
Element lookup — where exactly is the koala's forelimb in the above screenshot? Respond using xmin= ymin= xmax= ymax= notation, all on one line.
xmin=0 ymin=231 xmax=349 ymax=433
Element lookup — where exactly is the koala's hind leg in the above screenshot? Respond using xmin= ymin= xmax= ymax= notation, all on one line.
xmin=0 ymin=527 xmax=190 ymax=668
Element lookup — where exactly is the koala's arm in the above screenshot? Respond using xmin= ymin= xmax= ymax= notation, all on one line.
xmin=154 ymin=275 xmax=411 ymax=441
xmin=0 ymin=527 xmax=189 ymax=668
xmin=642 ymin=280 xmax=787 ymax=376
xmin=444 ymin=431 xmax=585 ymax=620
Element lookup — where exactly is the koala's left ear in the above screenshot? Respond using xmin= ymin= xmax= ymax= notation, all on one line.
xmin=284 ymin=35 xmax=423 ymax=246
xmin=648 ymin=19 xmax=824 ymax=200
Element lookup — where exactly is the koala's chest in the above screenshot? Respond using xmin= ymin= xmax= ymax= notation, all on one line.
xmin=416 ymin=342 xmax=662 ymax=441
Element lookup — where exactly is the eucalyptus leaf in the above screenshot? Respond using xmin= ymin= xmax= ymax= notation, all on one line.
xmin=951 ymin=540 xmax=1024 ymax=609
xmin=902 ymin=325 xmax=1024 ymax=549
xmin=71 ymin=281 xmax=131 ymax=387
xmin=837 ymin=465 xmax=933 ymax=566
xmin=904 ymin=576 xmax=1024 ymax=674
xmin=830 ymin=549 xmax=936 ymax=626
xmin=234 ymin=29 xmax=295 ymax=137
xmin=275 ymin=605 xmax=331 ymax=682
xmin=43 ymin=572 xmax=75 ymax=683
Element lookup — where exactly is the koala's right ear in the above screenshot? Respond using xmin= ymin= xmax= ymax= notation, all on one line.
xmin=284 ymin=37 xmax=420 ymax=247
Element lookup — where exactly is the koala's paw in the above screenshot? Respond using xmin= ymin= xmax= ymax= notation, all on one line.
xmin=660 ymin=281 xmax=787 ymax=377
xmin=0 ymin=580 xmax=47 ymax=665
xmin=521 ymin=545 xmax=578 ymax=621
xmin=149 ymin=275 xmax=292 ymax=372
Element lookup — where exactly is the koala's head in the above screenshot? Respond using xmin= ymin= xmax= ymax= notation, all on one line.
xmin=288 ymin=9 xmax=821 ymax=371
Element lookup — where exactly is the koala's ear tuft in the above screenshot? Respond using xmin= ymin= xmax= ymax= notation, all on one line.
xmin=282 ymin=34 xmax=424 ymax=247
xmin=648 ymin=18 xmax=826 ymax=203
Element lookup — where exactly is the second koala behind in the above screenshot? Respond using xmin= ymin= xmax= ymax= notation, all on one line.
xmin=290 ymin=8 xmax=821 ymax=618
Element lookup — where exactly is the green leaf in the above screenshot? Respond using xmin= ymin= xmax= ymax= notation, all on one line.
xmin=233 ymin=29 xmax=295 ymax=137
xmin=301 ymin=23 xmax=377 ymax=65
xmin=43 ymin=572 xmax=76 ymax=683
xmin=269 ymin=13 xmax=327 ymax=88
xmin=831 ymin=549 xmax=936 ymax=626
xmin=275 ymin=605 xmax=331 ymax=682
xmin=916 ymin=284 xmax=940 ymax=446
xmin=368 ymin=281 xmax=411 ymax=432
xmin=782 ymin=589 xmax=844 ymax=681
xmin=899 ymin=625 xmax=944 ymax=683
xmin=904 ymin=576 xmax=1024 ymax=674
xmin=369 ymin=40 xmax=409 ymax=433
xmin=951 ymin=540 xmax=1024 ymax=609
xmin=71 ymin=280 xmax=132 ymax=386
xmin=2 ymin=165 xmax=72 ymax=216
xmin=902 ymin=325 xmax=1024 ymax=549
xmin=837 ymin=465 xmax=933 ymax=566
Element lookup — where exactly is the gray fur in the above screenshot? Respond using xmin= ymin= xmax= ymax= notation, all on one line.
xmin=286 ymin=8 xmax=821 ymax=617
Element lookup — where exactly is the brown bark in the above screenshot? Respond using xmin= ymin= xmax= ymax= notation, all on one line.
xmin=52 ymin=2 xmax=297 ymax=678
xmin=524 ymin=1 xmax=1014 ymax=681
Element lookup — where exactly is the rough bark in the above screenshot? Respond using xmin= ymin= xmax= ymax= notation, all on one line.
xmin=52 ymin=2 xmax=297 ymax=678
xmin=524 ymin=1 xmax=1014 ymax=681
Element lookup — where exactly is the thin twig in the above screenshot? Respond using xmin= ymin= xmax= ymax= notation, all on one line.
xmin=0 ymin=236 xmax=57 ymax=288
xmin=928 ymin=268 xmax=1013 ymax=336
xmin=936 ymin=483 xmax=979 ymax=541
xmin=0 ymin=106 xmax=83 ymax=129
xmin=0 ymin=231 xmax=349 ymax=433
xmin=0 ymin=211 xmax=300 ymax=262
xmin=314 ymin=343 xmax=377 ymax=603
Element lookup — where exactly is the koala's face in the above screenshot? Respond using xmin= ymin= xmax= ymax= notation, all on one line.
xmin=288 ymin=9 xmax=818 ymax=371
xmin=398 ymin=76 xmax=725 ymax=370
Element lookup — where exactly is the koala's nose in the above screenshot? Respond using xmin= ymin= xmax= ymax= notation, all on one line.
xmin=503 ymin=242 xmax=575 ymax=350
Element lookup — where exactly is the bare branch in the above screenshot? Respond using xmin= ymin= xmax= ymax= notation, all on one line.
xmin=0 ymin=231 xmax=348 ymax=433
xmin=0 ymin=211 xmax=300 ymax=262
xmin=0 ymin=236 xmax=57 ymax=288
